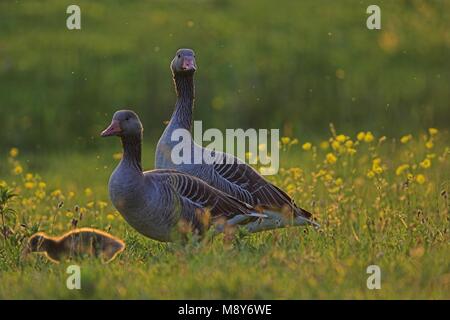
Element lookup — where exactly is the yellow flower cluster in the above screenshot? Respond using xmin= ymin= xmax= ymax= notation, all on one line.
xmin=400 ymin=134 xmax=412 ymax=144
xmin=326 ymin=153 xmax=337 ymax=164
xmin=302 ymin=142 xmax=312 ymax=151
xmin=357 ymin=131 xmax=374 ymax=143
xmin=2 ymin=126 xmax=444 ymax=241
xmin=396 ymin=164 xmax=409 ymax=176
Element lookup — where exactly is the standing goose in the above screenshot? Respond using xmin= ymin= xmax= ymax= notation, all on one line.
xmin=155 ymin=49 xmax=317 ymax=227
xmin=101 ymin=110 xmax=283 ymax=242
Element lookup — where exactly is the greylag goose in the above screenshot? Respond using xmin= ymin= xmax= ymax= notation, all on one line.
xmin=101 ymin=110 xmax=277 ymax=242
xmin=23 ymin=228 xmax=125 ymax=263
xmin=101 ymin=110 xmax=270 ymax=241
xmin=155 ymin=49 xmax=317 ymax=228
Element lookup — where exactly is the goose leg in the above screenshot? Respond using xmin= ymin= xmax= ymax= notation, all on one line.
xmin=243 ymin=214 xmax=318 ymax=233
xmin=214 ymin=214 xmax=251 ymax=233
xmin=258 ymin=210 xmax=320 ymax=229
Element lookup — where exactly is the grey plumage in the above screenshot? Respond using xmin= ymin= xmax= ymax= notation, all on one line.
xmin=102 ymin=110 xmax=274 ymax=242
xmin=155 ymin=49 xmax=316 ymax=225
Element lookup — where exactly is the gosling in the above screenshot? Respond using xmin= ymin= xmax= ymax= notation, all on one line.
xmin=24 ymin=228 xmax=125 ymax=263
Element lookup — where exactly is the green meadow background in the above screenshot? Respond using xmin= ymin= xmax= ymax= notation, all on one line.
xmin=1 ymin=0 xmax=449 ymax=150
xmin=0 ymin=0 xmax=449 ymax=299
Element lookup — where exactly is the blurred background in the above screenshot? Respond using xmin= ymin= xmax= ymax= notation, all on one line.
xmin=0 ymin=0 xmax=449 ymax=152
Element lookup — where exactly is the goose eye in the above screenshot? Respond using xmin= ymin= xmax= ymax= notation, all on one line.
xmin=178 ymin=54 xmax=181 ymax=58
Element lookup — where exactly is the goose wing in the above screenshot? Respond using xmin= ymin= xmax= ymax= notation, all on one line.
xmin=210 ymin=152 xmax=312 ymax=218
xmin=152 ymin=169 xmax=256 ymax=220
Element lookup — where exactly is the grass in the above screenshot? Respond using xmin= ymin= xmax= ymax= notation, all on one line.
xmin=0 ymin=128 xmax=448 ymax=299
xmin=1 ymin=0 xmax=448 ymax=300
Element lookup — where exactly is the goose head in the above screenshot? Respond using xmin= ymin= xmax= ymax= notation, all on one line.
xmin=24 ymin=232 xmax=49 ymax=254
xmin=171 ymin=48 xmax=196 ymax=75
xmin=101 ymin=110 xmax=143 ymax=138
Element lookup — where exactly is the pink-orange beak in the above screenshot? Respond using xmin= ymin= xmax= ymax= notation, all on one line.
xmin=181 ymin=56 xmax=196 ymax=71
xmin=101 ymin=120 xmax=122 ymax=137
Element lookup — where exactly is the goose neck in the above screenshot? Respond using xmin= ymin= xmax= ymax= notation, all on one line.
xmin=174 ymin=73 xmax=195 ymax=100
xmin=173 ymin=74 xmax=194 ymax=130
xmin=120 ymin=134 xmax=143 ymax=173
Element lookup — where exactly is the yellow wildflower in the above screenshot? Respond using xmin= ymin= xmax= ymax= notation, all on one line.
xmin=290 ymin=167 xmax=302 ymax=178
xmin=66 ymin=211 xmax=74 ymax=218
xmin=290 ymin=138 xmax=299 ymax=145
xmin=107 ymin=214 xmax=115 ymax=221
xmin=395 ymin=164 xmax=409 ymax=176
xmin=335 ymin=178 xmax=343 ymax=186
xmin=87 ymin=201 xmax=95 ymax=208
xmin=68 ymin=191 xmax=75 ymax=199
xmin=281 ymin=137 xmax=290 ymax=145
xmin=428 ymin=128 xmax=438 ymax=136
xmin=419 ymin=158 xmax=431 ymax=169
xmin=0 ymin=180 xmax=7 ymax=188
xmin=13 ymin=165 xmax=23 ymax=175
xmin=22 ymin=198 xmax=34 ymax=207
xmin=374 ymin=167 xmax=383 ymax=174
xmin=344 ymin=140 xmax=353 ymax=148
xmin=97 ymin=201 xmax=108 ymax=210
xmin=35 ymin=190 xmax=46 ymax=199
xmin=302 ymin=142 xmax=312 ymax=151
xmin=328 ymin=186 xmax=340 ymax=194
xmin=326 ymin=153 xmax=337 ymax=164
xmin=316 ymin=169 xmax=327 ymax=178
xmin=286 ymin=183 xmax=296 ymax=194
xmin=9 ymin=148 xmax=19 ymax=158
xmin=38 ymin=182 xmax=46 ymax=189
xmin=113 ymin=152 xmax=123 ymax=160
xmin=372 ymin=158 xmax=383 ymax=174
xmin=416 ymin=174 xmax=426 ymax=185
xmin=24 ymin=182 xmax=35 ymax=190
xmin=320 ymin=141 xmax=329 ymax=150
xmin=366 ymin=170 xmax=375 ymax=179
xmin=356 ymin=132 xmax=366 ymax=141
xmin=84 ymin=188 xmax=93 ymax=197
xmin=425 ymin=140 xmax=434 ymax=149
xmin=331 ymin=140 xmax=340 ymax=151
xmin=400 ymin=134 xmax=412 ymax=144
xmin=336 ymin=135 xmax=347 ymax=143
xmin=364 ymin=132 xmax=374 ymax=143
xmin=25 ymin=173 xmax=33 ymax=181
xmin=51 ymin=189 xmax=62 ymax=197
xmin=347 ymin=148 xmax=357 ymax=155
